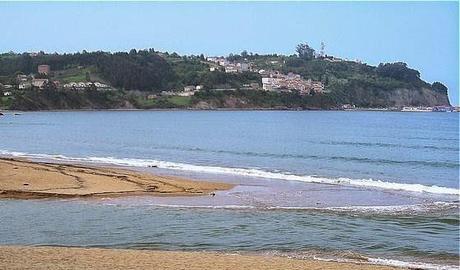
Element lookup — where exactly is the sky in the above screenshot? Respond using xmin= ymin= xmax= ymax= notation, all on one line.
xmin=0 ymin=2 xmax=458 ymax=105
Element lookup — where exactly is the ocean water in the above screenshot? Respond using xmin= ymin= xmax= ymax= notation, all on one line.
xmin=0 ymin=111 xmax=459 ymax=269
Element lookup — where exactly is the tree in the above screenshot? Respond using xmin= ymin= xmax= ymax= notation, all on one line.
xmin=296 ymin=43 xmax=315 ymax=61
xmin=376 ymin=62 xmax=420 ymax=82
xmin=432 ymin=82 xmax=448 ymax=93
xmin=129 ymin=49 xmax=137 ymax=55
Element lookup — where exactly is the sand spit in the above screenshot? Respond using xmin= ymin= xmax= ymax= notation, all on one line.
xmin=0 ymin=158 xmax=232 ymax=199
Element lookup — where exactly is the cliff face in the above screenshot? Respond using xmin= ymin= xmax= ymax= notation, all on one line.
xmin=334 ymin=87 xmax=450 ymax=108
xmin=386 ymin=88 xmax=450 ymax=107
xmin=2 ymin=87 xmax=450 ymax=111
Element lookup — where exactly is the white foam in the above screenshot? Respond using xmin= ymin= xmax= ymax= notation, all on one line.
xmin=118 ymin=202 xmax=457 ymax=215
xmin=367 ymin=257 xmax=458 ymax=270
xmin=1 ymin=150 xmax=459 ymax=196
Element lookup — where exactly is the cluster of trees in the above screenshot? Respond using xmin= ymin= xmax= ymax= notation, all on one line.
xmin=193 ymin=89 xmax=335 ymax=109
xmin=295 ymin=43 xmax=316 ymax=60
xmin=96 ymin=50 xmax=174 ymax=91
xmin=0 ymin=43 xmax=449 ymax=107
xmin=0 ymin=49 xmax=173 ymax=91
xmin=375 ymin=62 xmax=421 ymax=84
xmin=7 ymin=88 xmax=126 ymax=110
xmin=0 ymin=49 xmax=261 ymax=92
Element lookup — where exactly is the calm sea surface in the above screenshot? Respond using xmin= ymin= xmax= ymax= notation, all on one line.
xmin=0 ymin=111 xmax=458 ymax=269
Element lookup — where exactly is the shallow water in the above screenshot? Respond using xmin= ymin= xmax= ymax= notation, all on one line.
xmin=0 ymin=199 xmax=458 ymax=269
xmin=0 ymin=110 xmax=458 ymax=269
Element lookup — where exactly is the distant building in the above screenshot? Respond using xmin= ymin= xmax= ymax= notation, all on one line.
xmin=177 ymin=91 xmax=196 ymax=97
xmin=63 ymin=81 xmax=110 ymax=90
xmin=225 ymin=65 xmax=239 ymax=73
xmin=18 ymin=82 xmax=32 ymax=90
xmin=38 ymin=65 xmax=50 ymax=75
xmin=250 ymin=82 xmax=260 ymax=89
xmin=237 ymin=62 xmax=250 ymax=72
xmin=184 ymin=85 xmax=196 ymax=92
xmin=16 ymin=74 xmax=30 ymax=83
xmin=261 ymin=72 xmax=324 ymax=95
xmin=218 ymin=59 xmax=229 ymax=66
xmin=31 ymin=79 xmax=48 ymax=89
xmin=341 ymin=104 xmax=356 ymax=110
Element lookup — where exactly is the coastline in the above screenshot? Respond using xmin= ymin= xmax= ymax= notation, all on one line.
xmin=1 ymin=107 xmax=458 ymax=113
xmin=0 ymin=246 xmax=400 ymax=270
xmin=0 ymin=158 xmax=233 ymax=199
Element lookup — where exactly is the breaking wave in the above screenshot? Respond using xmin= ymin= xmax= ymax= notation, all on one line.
xmin=1 ymin=150 xmax=458 ymax=196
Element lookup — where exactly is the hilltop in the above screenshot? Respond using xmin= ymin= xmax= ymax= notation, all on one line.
xmin=0 ymin=44 xmax=451 ymax=111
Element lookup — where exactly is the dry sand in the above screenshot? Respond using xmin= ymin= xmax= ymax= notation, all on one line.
xmin=0 ymin=246 xmax=400 ymax=270
xmin=0 ymin=158 xmax=232 ymax=198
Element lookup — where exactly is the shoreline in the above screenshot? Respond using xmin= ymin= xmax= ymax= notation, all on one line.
xmin=0 ymin=158 xmax=233 ymax=199
xmin=2 ymin=108 xmax=457 ymax=113
xmin=0 ymin=246 xmax=400 ymax=270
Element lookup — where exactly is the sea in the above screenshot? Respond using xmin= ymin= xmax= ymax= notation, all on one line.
xmin=0 ymin=110 xmax=458 ymax=269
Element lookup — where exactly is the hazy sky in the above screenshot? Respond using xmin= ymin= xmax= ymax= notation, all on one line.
xmin=1 ymin=2 xmax=458 ymax=105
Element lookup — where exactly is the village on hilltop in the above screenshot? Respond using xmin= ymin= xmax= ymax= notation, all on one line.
xmin=0 ymin=48 xmax=456 ymax=112
xmin=1 ymin=52 xmax=326 ymax=99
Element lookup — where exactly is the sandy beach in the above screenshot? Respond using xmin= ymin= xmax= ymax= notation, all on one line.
xmin=0 ymin=158 xmax=232 ymax=198
xmin=0 ymin=246 xmax=400 ymax=270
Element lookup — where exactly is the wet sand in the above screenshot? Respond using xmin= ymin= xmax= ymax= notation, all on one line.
xmin=0 ymin=158 xmax=233 ymax=198
xmin=0 ymin=246 xmax=400 ymax=270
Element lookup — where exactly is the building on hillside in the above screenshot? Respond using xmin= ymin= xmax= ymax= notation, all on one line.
xmin=160 ymin=91 xmax=175 ymax=96
xmin=184 ymin=85 xmax=196 ymax=92
xmin=63 ymin=81 xmax=110 ymax=91
xmin=18 ymin=82 xmax=32 ymax=90
xmin=322 ymin=56 xmax=344 ymax=63
xmin=261 ymin=72 xmax=324 ymax=95
xmin=177 ymin=91 xmax=195 ymax=97
xmin=242 ymin=82 xmax=260 ymax=90
xmin=16 ymin=74 xmax=30 ymax=83
xmin=258 ymin=69 xmax=269 ymax=76
xmin=37 ymin=65 xmax=50 ymax=75
xmin=31 ymin=79 xmax=48 ymax=89
xmin=225 ymin=65 xmax=239 ymax=73
xmin=218 ymin=59 xmax=229 ymax=66
xmin=237 ymin=62 xmax=250 ymax=72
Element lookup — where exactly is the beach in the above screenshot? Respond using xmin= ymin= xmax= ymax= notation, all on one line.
xmin=0 ymin=246 xmax=399 ymax=270
xmin=0 ymin=111 xmax=458 ymax=270
xmin=0 ymin=158 xmax=232 ymax=199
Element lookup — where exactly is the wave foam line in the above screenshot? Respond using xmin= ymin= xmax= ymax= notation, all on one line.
xmin=1 ymin=150 xmax=459 ymax=196
xmin=314 ymin=255 xmax=457 ymax=270
xmin=367 ymin=257 xmax=458 ymax=270
xmin=119 ymin=202 xmax=458 ymax=215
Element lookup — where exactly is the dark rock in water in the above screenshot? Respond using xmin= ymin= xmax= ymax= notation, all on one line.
xmin=148 ymin=165 xmax=158 ymax=168
xmin=0 ymin=113 xmax=4 ymax=116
